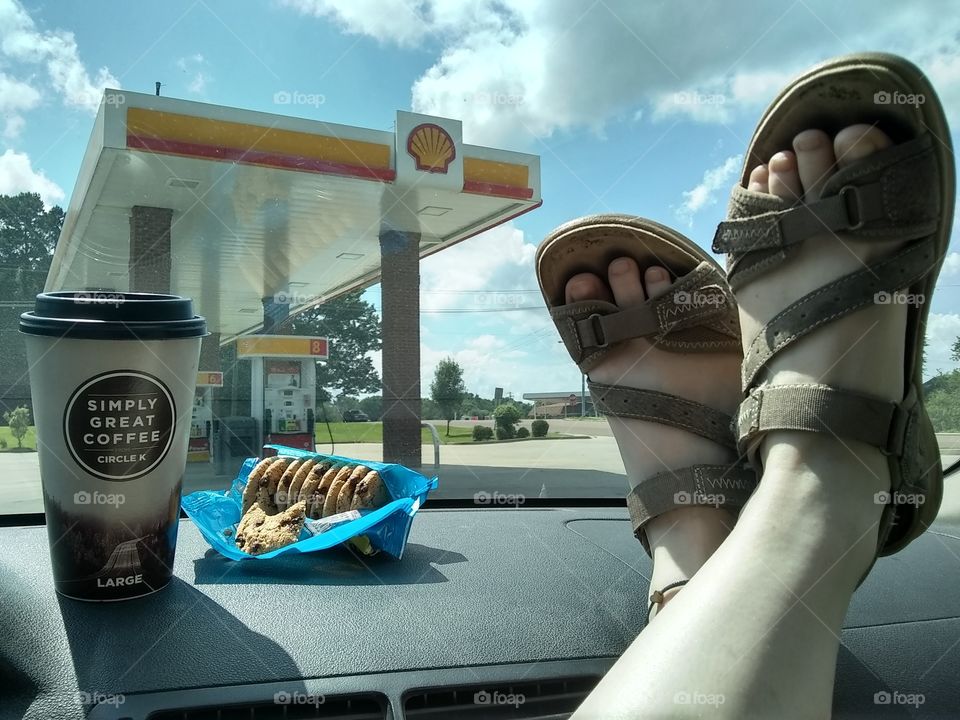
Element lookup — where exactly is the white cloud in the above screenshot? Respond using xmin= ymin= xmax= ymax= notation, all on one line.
xmin=419 ymin=223 xmax=538 ymax=311
xmin=176 ymin=53 xmax=210 ymax=95
xmin=926 ymin=312 xmax=960 ymax=378
xmin=675 ymin=155 xmax=742 ymax=226
xmin=0 ymin=149 xmax=64 ymax=206
xmin=282 ymin=0 xmax=960 ymax=146
xmin=0 ymin=0 xmax=118 ymax=114
xmin=0 ymin=71 xmax=40 ymax=137
xmin=942 ymin=251 xmax=960 ymax=278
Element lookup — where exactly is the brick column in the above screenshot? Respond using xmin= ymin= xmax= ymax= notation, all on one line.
xmin=379 ymin=230 xmax=421 ymax=467
xmin=199 ymin=333 xmax=221 ymax=371
xmin=129 ymin=206 xmax=172 ymax=293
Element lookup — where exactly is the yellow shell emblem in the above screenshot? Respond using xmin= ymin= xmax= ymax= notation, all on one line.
xmin=406 ymin=123 xmax=456 ymax=174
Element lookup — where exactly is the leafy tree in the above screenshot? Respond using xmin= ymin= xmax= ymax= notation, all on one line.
xmin=359 ymin=395 xmax=382 ymax=421
xmin=430 ymin=357 xmax=466 ymax=434
xmin=4 ymin=406 xmax=30 ymax=449
xmin=493 ymin=401 xmax=521 ymax=439
xmin=421 ymin=397 xmax=441 ymax=420
xmin=0 ymin=193 xmax=64 ymax=418
xmin=925 ymin=369 xmax=960 ymax=432
xmin=950 ymin=336 xmax=960 ymax=363
xmin=334 ymin=395 xmax=361 ymax=413
xmin=0 ymin=192 xmax=64 ymax=301
xmin=284 ymin=291 xmax=381 ymax=402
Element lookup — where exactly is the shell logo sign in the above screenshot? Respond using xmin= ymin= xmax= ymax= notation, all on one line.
xmin=406 ymin=123 xmax=456 ymax=174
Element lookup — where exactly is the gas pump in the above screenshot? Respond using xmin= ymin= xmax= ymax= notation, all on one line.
xmin=188 ymin=371 xmax=223 ymax=462
xmin=237 ymin=335 xmax=329 ymax=452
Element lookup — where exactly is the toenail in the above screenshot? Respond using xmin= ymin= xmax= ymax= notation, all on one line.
xmin=610 ymin=258 xmax=633 ymax=275
xmin=794 ymin=132 xmax=823 ymax=152
xmin=570 ymin=278 xmax=593 ymax=296
xmin=648 ymin=267 xmax=668 ymax=282
xmin=770 ymin=151 xmax=793 ymax=168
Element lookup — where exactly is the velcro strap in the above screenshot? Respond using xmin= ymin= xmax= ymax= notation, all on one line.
xmin=735 ymin=384 xmax=905 ymax=455
xmin=549 ymin=262 xmax=740 ymax=370
xmin=741 ymin=237 xmax=936 ymax=388
xmin=714 ymin=135 xmax=940 ymax=268
xmin=713 ymin=184 xmax=887 ymax=254
xmin=590 ymin=382 xmax=735 ymax=449
xmin=627 ymin=464 xmax=758 ymax=554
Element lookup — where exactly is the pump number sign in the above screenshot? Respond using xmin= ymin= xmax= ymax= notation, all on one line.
xmin=236 ymin=335 xmax=328 ymax=359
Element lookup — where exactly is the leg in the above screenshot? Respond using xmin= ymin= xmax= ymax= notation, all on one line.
xmin=574 ymin=126 xmax=902 ymax=719
xmin=564 ymin=259 xmax=741 ymax=615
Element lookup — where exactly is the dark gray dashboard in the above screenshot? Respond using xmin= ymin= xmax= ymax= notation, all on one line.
xmin=1 ymin=507 xmax=958 ymax=718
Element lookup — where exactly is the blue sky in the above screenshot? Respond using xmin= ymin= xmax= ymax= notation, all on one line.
xmin=3 ymin=0 xmax=960 ymax=398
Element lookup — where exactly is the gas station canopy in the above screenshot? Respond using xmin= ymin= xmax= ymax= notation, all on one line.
xmin=46 ymin=89 xmax=542 ymax=342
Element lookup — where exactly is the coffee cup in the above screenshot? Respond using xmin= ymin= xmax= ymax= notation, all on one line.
xmin=20 ymin=291 xmax=206 ymax=601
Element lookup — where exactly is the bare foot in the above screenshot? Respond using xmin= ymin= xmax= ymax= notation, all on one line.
xmin=565 ymin=258 xmax=742 ymax=615
xmin=739 ymin=124 xmax=902 ymax=564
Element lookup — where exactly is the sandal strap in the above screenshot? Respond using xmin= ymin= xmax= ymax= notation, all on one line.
xmin=589 ymin=381 xmax=735 ymax=449
xmin=713 ymin=135 xmax=940 ymax=276
xmin=741 ymin=236 xmax=936 ymax=388
xmin=550 ymin=261 xmax=740 ymax=371
xmin=626 ymin=464 xmax=757 ymax=554
xmin=735 ymin=383 xmax=904 ymax=454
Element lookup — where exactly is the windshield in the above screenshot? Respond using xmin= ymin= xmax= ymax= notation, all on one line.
xmin=0 ymin=0 xmax=958 ymax=522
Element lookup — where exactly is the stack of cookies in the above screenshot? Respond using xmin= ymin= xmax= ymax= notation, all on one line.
xmin=235 ymin=456 xmax=390 ymax=555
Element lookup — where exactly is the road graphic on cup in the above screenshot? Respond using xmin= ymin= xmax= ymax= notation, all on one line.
xmin=63 ymin=370 xmax=176 ymax=481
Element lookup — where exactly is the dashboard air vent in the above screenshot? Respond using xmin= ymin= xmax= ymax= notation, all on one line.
xmin=404 ymin=676 xmax=599 ymax=719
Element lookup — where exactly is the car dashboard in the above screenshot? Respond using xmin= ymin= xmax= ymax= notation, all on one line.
xmin=1 ymin=505 xmax=959 ymax=719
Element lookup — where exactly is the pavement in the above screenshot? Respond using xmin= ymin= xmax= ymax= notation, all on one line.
xmin=3 ymin=434 xmax=960 ymax=525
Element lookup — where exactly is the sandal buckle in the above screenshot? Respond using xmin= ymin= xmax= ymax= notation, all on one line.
xmin=839 ymin=185 xmax=866 ymax=231
xmin=586 ymin=313 xmax=609 ymax=348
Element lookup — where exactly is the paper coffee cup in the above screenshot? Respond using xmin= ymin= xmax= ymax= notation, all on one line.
xmin=20 ymin=292 xmax=206 ymax=601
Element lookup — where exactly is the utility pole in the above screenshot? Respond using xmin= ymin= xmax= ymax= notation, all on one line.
xmin=581 ymin=372 xmax=586 ymax=417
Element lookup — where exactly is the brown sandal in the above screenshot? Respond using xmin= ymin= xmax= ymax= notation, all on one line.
xmin=712 ymin=53 xmax=954 ymax=562
xmin=536 ymin=214 xmax=758 ymax=554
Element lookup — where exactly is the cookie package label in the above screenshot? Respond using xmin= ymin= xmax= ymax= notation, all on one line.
xmin=63 ymin=370 xmax=176 ymax=481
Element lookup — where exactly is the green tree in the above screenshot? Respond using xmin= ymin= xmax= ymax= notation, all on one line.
xmin=0 ymin=192 xmax=64 ymax=301
xmin=334 ymin=395 xmax=361 ymax=414
xmin=430 ymin=357 xmax=466 ymax=434
xmin=493 ymin=401 xmax=521 ymax=439
xmin=359 ymin=395 xmax=383 ymax=421
xmin=4 ymin=405 xmax=30 ymax=449
xmin=950 ymin=336 xmax=960 ymax=363
xmin=925 ymin=369 xmax=960 ymax=432
xmin=284 ymin=291 xmax=381 ymax=401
